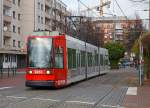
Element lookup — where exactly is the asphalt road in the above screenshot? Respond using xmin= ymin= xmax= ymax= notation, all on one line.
xmin=0 ymin=68 xmax=137 ymax=108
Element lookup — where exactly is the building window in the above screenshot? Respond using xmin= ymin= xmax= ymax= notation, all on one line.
xmin=5 ymin=55 xmax=8 ymax=62
xmin=18 ymin=27 xmax=21 ymax=34
xmin=4 ymin=39 xmax=6 ymax=45
xmin=38 ymin=16 xmax=40 ymax=23
xmin=38 ymin=2 xmax=40 ymax=9
xmin=41 ymin=4 xmax=43 ymax=11
xmin=18 ymin=0 xmax=21 ymax=6
xmin=13 ymin=40 xmax=16 ymax=47
xmin=13 ymin=11 xmax=15 ymax=19
xmin=18 ymin=41 xmax=21 ymax=48
xmin=13 ymin=0 xmax=15 ymax=4
xmin=18 ymin=14 xmax=21 ymax=20
xmin=13 ymin=25 xmax=16 ymax=33
xmin=41 ymin=17 xmax=43 ymax=24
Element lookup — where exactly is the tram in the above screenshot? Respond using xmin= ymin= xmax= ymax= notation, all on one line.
xmin=25 ymin=31 xmax=110 ymax=88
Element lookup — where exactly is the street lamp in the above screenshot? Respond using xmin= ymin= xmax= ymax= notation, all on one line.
xmin=139 ymin=32 xmax=144 ymax=86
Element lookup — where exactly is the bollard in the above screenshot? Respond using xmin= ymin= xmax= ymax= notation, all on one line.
xmin=8 ymin=67 xmax=10 ymax=77
xmin=0 ymin=68 xmax=3 ymax=79
xmin=14 ymin=67 xmax=17 ymax=75
xmin=13 ymin=68 xmax=15 ymax=76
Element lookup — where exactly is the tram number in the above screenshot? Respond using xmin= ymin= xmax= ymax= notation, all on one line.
xmin=34 ymin=70 xmax=43 ymax=74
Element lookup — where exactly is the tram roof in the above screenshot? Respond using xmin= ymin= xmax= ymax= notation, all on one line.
xmin=30 ymin=31 xmax=106 ymax=50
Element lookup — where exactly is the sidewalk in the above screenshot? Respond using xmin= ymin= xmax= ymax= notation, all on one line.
xmin=0 ymin=70 xmax=25 ymax=87
xmin=122 ymin=68 xmax=150 ymax=108
xmin=123 ymin=87 xmax=150 ymax=108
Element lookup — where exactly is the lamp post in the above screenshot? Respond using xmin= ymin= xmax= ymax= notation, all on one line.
xmin=142 ymin=9 xmax=150 ymax=30
xmin=139 ymin=31 xmax=144 ymax=86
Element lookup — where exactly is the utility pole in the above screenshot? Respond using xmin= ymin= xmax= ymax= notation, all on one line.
xmin=53 ymin=0 xmax=56 ymax=31
xmin=100 ymin=0 xmax=103 ymax=16
xmin=78 ymin=0 xmax=80 ymax=15
xmin=139 ymin=31 xmax=144 ymax=86
xmin=0 ymin=0 xmax=3 ymax=48
xmin=149 ymin=0 xmax=150 ymax=31
xmin=113 ymin=16 xmax=116 ymax=42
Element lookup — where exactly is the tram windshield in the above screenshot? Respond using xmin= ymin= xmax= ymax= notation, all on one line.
xmin=27 ymin=38 xmax=53 ymax=68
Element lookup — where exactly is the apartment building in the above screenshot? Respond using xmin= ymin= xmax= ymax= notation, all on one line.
xmin=0 ymin=0 xmax=68 ymax=69
xmin=93 ymin=16 xmax=127 ymax=46
xmin=93 ymin=18 xmax=115 ymax=45
xmin=0 ymin=0 xmax=25 ymax=69
xmin=93 ymin=16 xmax=143 ymax=50
xmin=22 ymin=0 xmax=68 ymax=44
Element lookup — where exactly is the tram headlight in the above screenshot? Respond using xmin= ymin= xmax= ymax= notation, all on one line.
xmin=46 ymin=70 xmax=51 ymax=74
xmin=28 ymin=70 xmax=32 ymax=74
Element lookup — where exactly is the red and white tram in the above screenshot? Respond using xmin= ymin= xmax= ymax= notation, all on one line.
xmin=25 ymin=31 xmax=110 ymax=88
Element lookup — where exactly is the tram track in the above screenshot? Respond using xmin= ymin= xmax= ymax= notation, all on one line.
xmin=0 ymin=68 xmax=137 ymax=108
xmin=3 ymin=88 xmax=55 ymax=108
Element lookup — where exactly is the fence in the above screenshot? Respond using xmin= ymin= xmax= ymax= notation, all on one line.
xmin=0 ymin=68 xmax=24 ymax=79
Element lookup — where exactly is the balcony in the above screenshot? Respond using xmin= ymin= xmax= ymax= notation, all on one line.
xmin=45 ymin=24 xmax=51 ymax=31
xmin=3 ymin=15 xmax=11 ymax=22
xmin=45 ymin=0 xmax=51 ymax=7
xmin=45 ymin=12 xmax=50 ymax=19
xmin=4 ymin=44 xmax=12 ymax=50
xmin=51 ymin=15 xmax=56 ymax=20
xmin=3 ymin=0 xmax=12 ymax=8
xmin=4 ymin=31 xmax=11 ymax=38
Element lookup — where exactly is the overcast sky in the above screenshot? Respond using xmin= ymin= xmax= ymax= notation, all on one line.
xmin=62 ymin=0 xmax=149 ymax=19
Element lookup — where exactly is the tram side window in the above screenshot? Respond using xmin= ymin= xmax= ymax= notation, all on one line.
xmin=72 ymin=49 xmax=76 ymax=68
xmin=67 ymin=48 xmax=76 ymax=69
xmin=103 ymin=56 xmax=106 ymax=66
xmin=81 ymin=51 xmax=86 ymax=67
xmin=88 ymin=53 xmax=90 ymax=67
xmin=100 ymin=54 xmax=103 ymax=66
xmin=55 ymin=47 xmax=64 ymax=68
xmin=105 ymin=55 xmax=109 ymax=65
xmin=95 ymin=54 xmax=98 ymax=66
xmin=68 ymin=48 xmax=72 ymax=69
xmin=88 ymin=53 xmax=92 ymax=67
xmin=77 ymin=52 xmax=80 ymax=67
xmin=92 ymin=55 xmax=94 ymax=67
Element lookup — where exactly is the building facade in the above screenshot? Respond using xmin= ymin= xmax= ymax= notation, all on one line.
xmin=93 ymin=17 xmax=115 ymax=46
xmin=93 ymin=16 xmax=142 ymax=49
xmin=93 ymin=17 xmax=127 ymax=46
xmin=0 ymin=0 xmax=68 ymax=69
xmin=22 ymin=0 xmax=68 ymax=46
xmin=0 ymin=0 xmax=25 ymax=69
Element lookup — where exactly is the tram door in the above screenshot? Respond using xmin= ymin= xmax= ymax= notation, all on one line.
xmin=53 ymin=37 xmax=67 ymax=85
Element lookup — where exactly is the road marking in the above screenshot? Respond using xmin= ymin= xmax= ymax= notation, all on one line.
xmin=101 ymin=104 xmax=124 ymax=108
xmin=0 ymin=86 xmax=13 ymax=90
xmin=66 ymin=100 xmax=95 ymax=105
xmin=126 ymin=87 xmax=137 ymax=95
xmin=7 ymin=96 xmax=27 ymax=99
xmin=7 ymin=96 xmax=60 ymax=102
xmin=32 ymin=98 xmax=60 ymax=102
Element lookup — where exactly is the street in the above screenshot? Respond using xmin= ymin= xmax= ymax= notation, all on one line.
xmin=0 ymin=68 xmax=143 ymax=108
xmin=1 ymin=0 xmax=150 ymax=108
